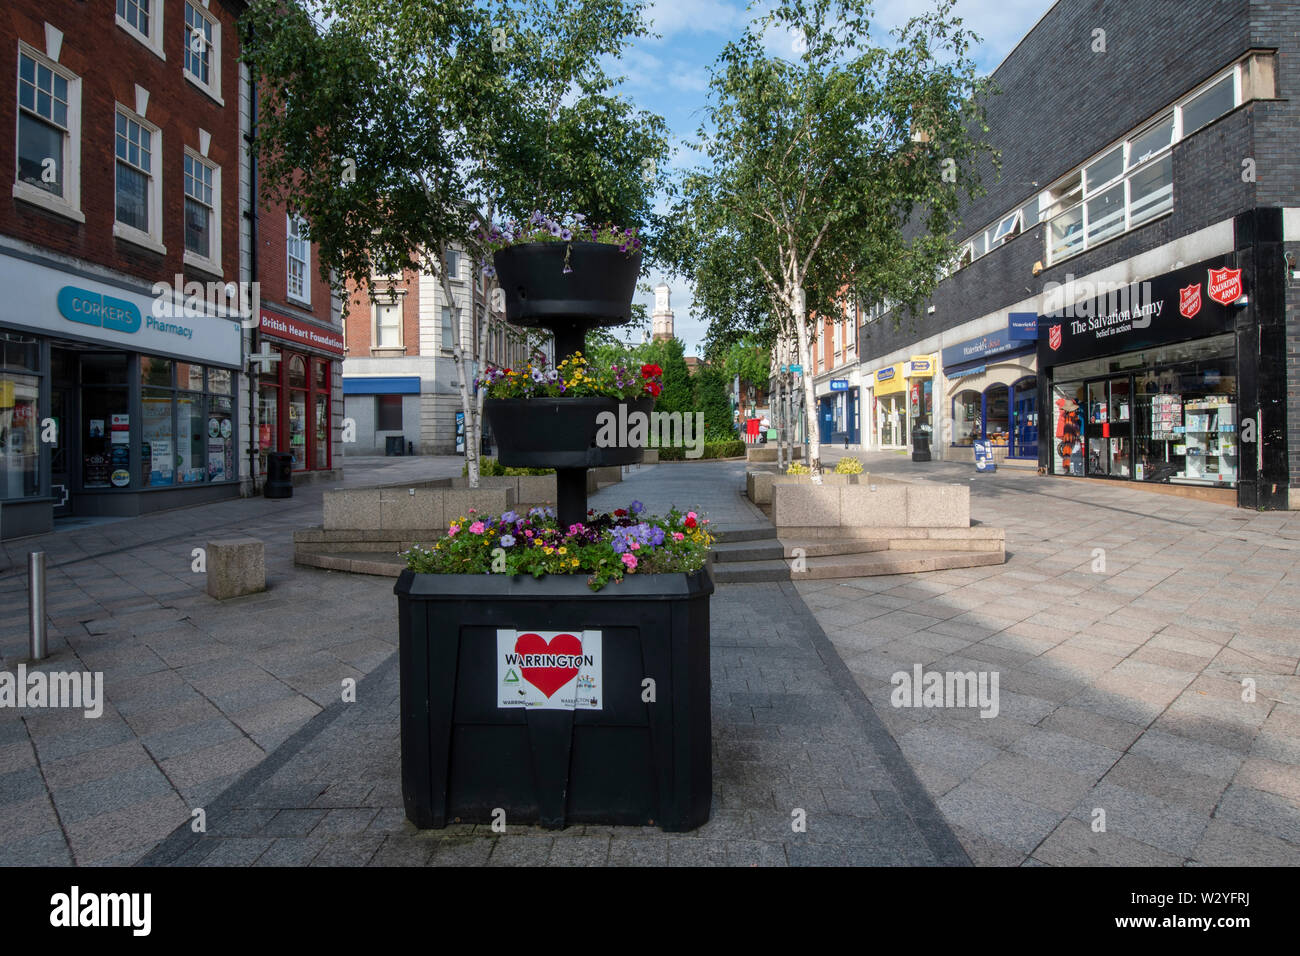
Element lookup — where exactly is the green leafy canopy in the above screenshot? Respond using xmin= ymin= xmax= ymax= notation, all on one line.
xmin=240 ymin=0 xmax=673 ymax=286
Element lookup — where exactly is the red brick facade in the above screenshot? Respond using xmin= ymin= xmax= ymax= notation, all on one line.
xmin=1 ymin=0 xmax=243 ymax=284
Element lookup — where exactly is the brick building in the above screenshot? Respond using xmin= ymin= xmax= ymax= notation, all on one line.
xmin=0 ymin=1 xmax=344 ymax=540
xmin=858 ymin=0 xmax=1298 ymax=510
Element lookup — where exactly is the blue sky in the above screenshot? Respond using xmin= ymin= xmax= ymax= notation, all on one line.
xmin=617 ymin=0 xmax=1058 ymax=354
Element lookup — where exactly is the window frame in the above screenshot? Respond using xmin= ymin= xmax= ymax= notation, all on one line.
xmin=373 ymin=295 xmax=404 ymax=350
xmin=116 ymin=0 xmax=166 ymax=62
xmin=13 ymin=42 xmax=83 ymax=222
xmin=182 ymin=147 xmax=221 ymax=275
xmin=112 ymin=104 xmax=165 ymax=254
xmin=182 ymin=0 xmax=223 ymax=105
xmin=286 ymin=214 xmax=311 ymax=306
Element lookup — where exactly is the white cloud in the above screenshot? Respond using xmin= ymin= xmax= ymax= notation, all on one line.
xmin=643 ymin=0 xmax=750 ymax=41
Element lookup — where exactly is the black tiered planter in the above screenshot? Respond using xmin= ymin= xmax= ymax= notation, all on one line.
xmin=396 ymin=236 xmax=713 ymax=833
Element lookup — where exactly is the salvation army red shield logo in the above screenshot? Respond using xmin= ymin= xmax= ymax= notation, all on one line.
xmin=1179 ymin=283 xmax=1202 ymax=319
xmin=1207 ymin=267 xmax=1243 ymax=305
xmin=1048 ymin=325 xmax=1062 ymax=351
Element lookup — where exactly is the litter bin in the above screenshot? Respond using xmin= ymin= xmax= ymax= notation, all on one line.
xmin=264 ymin=452 xmax=294 ymax=498
xmin=385 ymin=435 xmax=405 ymax=456
xmin=912 ymin=425 xmax=932 ymax=462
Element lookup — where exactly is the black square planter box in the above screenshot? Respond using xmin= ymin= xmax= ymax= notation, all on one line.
xmin=394 ymin=567 xmax=714 ymax=832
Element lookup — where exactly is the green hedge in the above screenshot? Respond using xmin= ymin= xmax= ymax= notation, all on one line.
xmin=656 ymin=440 xmax=746 ymax=461
xmin=462 ymin=458 xmax=554 ymax=477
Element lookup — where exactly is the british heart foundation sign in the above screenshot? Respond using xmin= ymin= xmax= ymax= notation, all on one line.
xmin=497 ymin=629 xmax=603 ymax=710
xmin=1207 ymin=267 xmax=1243 ymax=306
xmin=1180 ymin=283 xmax=1202 ymax=319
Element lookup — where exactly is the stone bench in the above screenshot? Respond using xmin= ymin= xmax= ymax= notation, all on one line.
xmin=206 ymin=537 xmax=266 ymax=599
xmin=322 ymin=486 xmax=515 ymax=531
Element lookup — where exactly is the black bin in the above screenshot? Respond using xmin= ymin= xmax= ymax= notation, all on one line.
xmin=264 ymin=452 xmax=294 ymax=498
xmin=385 ymin=435 xmax=405 ymax=456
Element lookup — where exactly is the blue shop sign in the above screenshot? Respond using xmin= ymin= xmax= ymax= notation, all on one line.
xmin=1008 ymin=312 xmax=1039 ymax=340
xmin=58 ymin=285 xmax=142 ymax=334
xmin=876 ymin=367 xmax=895 ymax=382
xmin=829 ymin=379 xmax=849 ymax=391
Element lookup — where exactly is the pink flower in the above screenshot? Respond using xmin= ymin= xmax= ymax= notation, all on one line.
xmin=672 ymin=532 xmax=684 ymax=541
xmin=630 ymin=540 xmax=640 ymax=550
xmin=469 ymin=521 xmax=485 ymax=534
xmin=621 ymin=553 xmax=638 ymax=570
xmin=524 ymin=529 xmax=534 ymax=538
xmin=448 ymin=524 xmax=460 ymax=536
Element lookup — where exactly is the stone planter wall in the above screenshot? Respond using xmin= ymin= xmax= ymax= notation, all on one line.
xmin=771 ymin=482 xmax=970 ymax=529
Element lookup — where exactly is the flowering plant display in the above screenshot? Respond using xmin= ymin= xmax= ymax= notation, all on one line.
xmin=403 ymin=501 xmax=713 ymax=591
xmin=478 ymin=351 xmax=663 ymax=401
xmin=477 ymin=212 xmax=642 ymax=278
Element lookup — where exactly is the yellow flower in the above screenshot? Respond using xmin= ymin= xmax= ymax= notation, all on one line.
xmin=570 ymin=558 xmax=579 ymax=567
xmin=544 ymin=546 xmax=554 ymax=554
xmin=558 ymin=547 xmax=567 ymax=555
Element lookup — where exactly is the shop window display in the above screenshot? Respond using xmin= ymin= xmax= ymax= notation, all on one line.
xmin=953 ymin=389 xmax=980 ymax=444
xmin=0 ymin=372 xmax=40 ymax=498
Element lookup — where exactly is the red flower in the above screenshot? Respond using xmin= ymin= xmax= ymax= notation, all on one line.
xmin=640 ymin=363 xmax=662 ymax=379
xmin=684 ymin=515 xmax=697 ymax=529
xmin=646 ymin=382 xmax=662 ymax=397
xmin=614 ymin=508 xmax=628 ymax=516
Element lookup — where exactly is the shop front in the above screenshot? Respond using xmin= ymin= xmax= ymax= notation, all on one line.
xmin=872 ymin=364 xmax=907 ymax=449
xmin=257 ymin=308 xmax=344 ymax=479
xmin=0 ymin=251 xmax=242 ymax=539
xmin=816 ymin=376 xmax=859 ymax=445
xmin=905 ymin=356 xmax=937 ymax=453
xmin=942 ymin=316 xmax=1038 ymax=462
xmin=1038 ymin=258 xmax=1244 ymax=499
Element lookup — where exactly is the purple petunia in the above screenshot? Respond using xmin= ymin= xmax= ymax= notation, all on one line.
xmin=499 ymin=534 xmax=516 ymax=547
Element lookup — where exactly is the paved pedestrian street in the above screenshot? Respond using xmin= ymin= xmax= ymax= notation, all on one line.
xmin=1 ymin=456 xmax=1297 ymax=866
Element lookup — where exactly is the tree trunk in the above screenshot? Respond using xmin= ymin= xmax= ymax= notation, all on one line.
xmin=792 ymin=289 xmax=821 ymax=481
xmin=440 ymin=244 xmax=479 ymax=489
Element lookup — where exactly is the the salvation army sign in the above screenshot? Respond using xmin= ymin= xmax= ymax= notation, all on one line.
xmin=1207 ymin=267 xmax=1243 ymax=306
xmin=1038 ymin=257 xmax=1240 ymax=367
xmin=497 ymin=629 xmax=602 ymax=710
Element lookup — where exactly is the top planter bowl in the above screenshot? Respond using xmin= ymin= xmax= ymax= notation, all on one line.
xmin=493 ymin=242 xmax=642 ymax=327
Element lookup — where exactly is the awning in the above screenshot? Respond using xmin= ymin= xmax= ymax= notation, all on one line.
xmin=343 ymin=376 xmax=421 ymax=395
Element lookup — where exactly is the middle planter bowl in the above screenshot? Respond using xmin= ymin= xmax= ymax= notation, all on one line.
xmin=485 ymin=396 xmax=654 ymax=469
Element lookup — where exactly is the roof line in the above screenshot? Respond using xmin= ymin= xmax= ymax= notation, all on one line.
xmin=980 ymin=0 xmax=1063 ymax=80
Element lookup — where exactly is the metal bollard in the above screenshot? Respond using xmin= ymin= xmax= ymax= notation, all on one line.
xmin=28 ymin=551 xmax=46 ymax=661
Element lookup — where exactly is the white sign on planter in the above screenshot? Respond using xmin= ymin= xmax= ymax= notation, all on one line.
xmin=497 ymin=629 xmax=603 ymax=710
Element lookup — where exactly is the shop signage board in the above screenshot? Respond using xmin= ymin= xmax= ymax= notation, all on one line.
xmin=829 ymin=379 xmax=850 ymax=391
xmin=1038 ymin=257 xmax=1241 ymax=368
xmin=1009 ymin=312 xmax=1039 ymax=340
xmin=973 ymin=439 xmax=996 ymax=472
xmin=941 ymin=325 xmax=1030 ymax=367
xmin=907 ymin=356 xmax=936 ymax=377
xmin=260 ymin=308 xmax=346 ymax=356
xmin=0 ymin=252 xmax=241 ymax=367
xmin=497 ymin=629 xmax=603 ymax=710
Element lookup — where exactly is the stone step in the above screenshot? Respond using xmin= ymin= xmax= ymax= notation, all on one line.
xmin=296 ymin=549 xmax=406 ymax=577
xmin=710 ymin=548 xmax=1004 ymax=583
xmin=778 ymin=538 xmax=890 ymax=558
xmin=710 ymin=539 xmax=785 ymax=562
xmin=710 ymin=524 xmax=779 ymax=543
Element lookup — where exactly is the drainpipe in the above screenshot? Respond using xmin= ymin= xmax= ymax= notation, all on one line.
xmin=245 ymin=62 xmax=260 ymax=495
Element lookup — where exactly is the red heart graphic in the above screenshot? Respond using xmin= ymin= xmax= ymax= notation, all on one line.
xmin=514 ymin=632 xmax=583 ymax=698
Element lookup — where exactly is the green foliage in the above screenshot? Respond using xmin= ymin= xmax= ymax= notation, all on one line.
xmin=463 ymin=458 xmax=553 ymax=477
xmin=692 ymin=362 xmax=734 ymax=439
xmin=834 ymin=456 xmax=864 ymax=474
xmin=723 ymin=339 xmax=771 ymax=389
xmin=660 ymin=0 xmax=996 ymax=372
xmin=241 ymin=0 xmax=672 ymax=289
xmin=641 ymin=338 xmax=693 ymax=417
xmin=655 ymin=441 xmax=745 ymax=461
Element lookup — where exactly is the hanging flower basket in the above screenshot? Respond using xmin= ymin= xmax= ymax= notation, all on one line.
xmin=493 ymin=242 xmax=642 ymax=327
